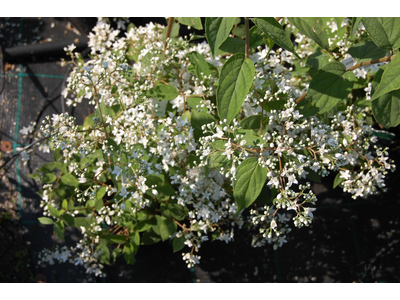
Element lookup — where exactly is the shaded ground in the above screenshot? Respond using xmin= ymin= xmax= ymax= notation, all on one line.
xmin=0 ymin=17 xmax=399 ymax=283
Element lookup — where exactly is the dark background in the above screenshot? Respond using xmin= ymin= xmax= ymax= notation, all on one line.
xmin=0 ymin=17 xmax=399 ymax=283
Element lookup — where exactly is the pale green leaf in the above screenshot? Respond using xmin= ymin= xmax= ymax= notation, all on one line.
xmin=144 ymin=84 xmax=179 ymax=101
xmin=61 ymin=173 xmax=80 ymax=187
xmin=38 ymin=217 xmax=54 ymax=225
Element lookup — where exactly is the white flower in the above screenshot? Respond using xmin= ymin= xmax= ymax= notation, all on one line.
xmin=340 ymin=170 xmax=351 ymax=180
xmin=119 ymin=188 xmax=129 ymax=197
xmin=310 ymin=162 xmax=320 ymax=172
xmin=270 ymin=219 xmax=277 ymax=229
xmin=303 ymin=207 xmax=316 ymax=218
xmin=287 ymin=174 xmax=298 ymax=188
xmin=267 ymin=176 xmax=280 ymax=189
xmin=254 ymin=77 xmax=265 ymax=90
xmin=214 ymin=126 xmax=224 ymax=138
xmin=112 ymin=166 xmax=123 ymax=178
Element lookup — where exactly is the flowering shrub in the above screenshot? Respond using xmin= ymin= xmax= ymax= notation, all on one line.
xmin=23 ymin=17 xmax=399 ymax=278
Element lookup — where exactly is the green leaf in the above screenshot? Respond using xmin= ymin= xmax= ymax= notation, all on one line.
xmin=136 ymin=220 xmax=154 ymax=232
xmin=348 ymin=41 xmax=387 ymax=64
xmin=83 ymin=113 xmax=95 ymax=129
xmin=370 ymin=54 xmax=400 ymax=102
xmin=62 ymin=214 xmax=75 ymax=227
xmin=350 ymin=17 xmax=362 ymax=41
xmin=306 ymin=48 xmax=330 ymax=78
xmin=60 ymin=173 xmax=80 ymax=187
xmin=42 ymin=173 xmax=57 ymax=184
xmin=305 ymin=62 xmax=355 ymax=114
xmin=141 ymin=228 xmax=161 ymax=245
xmin=47 ymin=205 xmax=60 ymax=218
xmin=372 ymin=129 xmax=395 ymax=141
xmin=62 ymin=199 xmax=68 ymax=210
xmin=94 ymin=187 xmax=106 ymax=211
xmin=219 ymin=37 xmax=245 ymax=54
xmin=240 ymin=115 xmax=268 ymax=130
xmin=169 ymin=203 xmax=189 ymax=221
xmin=217 ymin=53 xmax=255 ymax=124
xmin=232 ymin=24 xmax=246 ymax=39
xmin=112 ymin=248 xmax=123 ymax=262
xmin=172 ymin=235 xmax=186 ymax=253
xmin=237 ymin=129 xmax=262 ymax=147
xmin=188 ymin=52 xmax=210 ymax=81
xmin=54 ymin=222 xmax=65 ymax=241
xmin=53 ymin=148 xmax=62 ymax=162
xmin=233 ymin=157 xmax=268 ymax=213
xmin=38 ymin=162 xmax=57 ymax=173
xmin=163 ymin=21 xmax=180 ymax=40
xmin=205 ymin=17 xmax=236 ymax=59
xmin=38 ymin=217 xmax=54 ymax=225
xmin=288 ymin=17 xmax=330 ymax=51
xmin=144 ymin=84 xmax=179 ymax=101
xmin=109 ymin=234 xmax=127 ymax=244
xmin=176 ymin=17 xmax=203 ymax=30
xmin=74 ymin=217 xmax=90 ymax=228
xmin=249 ymin=26 xmax=264 ymax=49
xmin=155 ymin=215 xmax=177 ymax=242
xmin=123 ymin=252 xmax=136 ymax=265
xmin=362 ymin=17 xmax=400 ymax=51
xmin=333 ymin=172 xmax=346 ymax=189
xmin=131 ymin=231 xmax=140 ymax=254
xmin=145 ymin=175 xmax=175 ymax=197
xmin=306 ymin=168 xmax=321 ymax=183
xmin=372 ymin=89 xmax=400 ymax=128
xmin=96 ymin=243 xmax=110 ymax=265
xmin=191 ymin=110 xmax=216 ymax=140
xmin=187 ymin=97 xmax=205 ymax=111
xmin=208 ymin=150 xmax=230 ymax=170
xmin=252 ymin=17 xmax=298 ymax=58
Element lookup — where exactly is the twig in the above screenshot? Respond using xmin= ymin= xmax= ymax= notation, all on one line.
xmin=164 ymin=17 xmax=175 ymax=52
xmin=347 ymin=55 xmax=395 ymax=72
xmin=245 ymin=18 xmax=250 ymax=59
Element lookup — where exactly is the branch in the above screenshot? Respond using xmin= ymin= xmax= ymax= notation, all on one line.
xmin=347 ymin=55 xmax=395 ymax=71
xmin=164 ymin=17 xmax=175 ymax=52
xmin=245 ymin=17 xmax=250 ymax=59
xmin=295 ymin=92 xmax=307 ymax=104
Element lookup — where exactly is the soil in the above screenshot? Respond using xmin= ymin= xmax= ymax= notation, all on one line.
xmin=0 ymin=17 xmax=399 ymax=283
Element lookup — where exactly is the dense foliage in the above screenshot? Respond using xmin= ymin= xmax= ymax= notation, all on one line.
xmin=20 ymin=17 xmax=399 ymax=278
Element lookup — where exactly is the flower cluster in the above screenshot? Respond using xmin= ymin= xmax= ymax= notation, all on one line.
xmin=23 ymin=17 xmax=396 ymax=277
